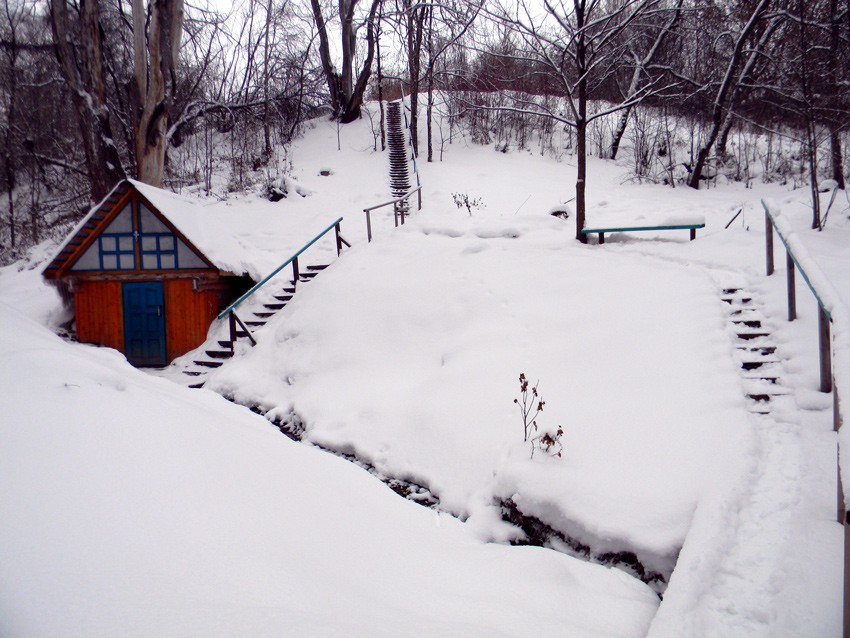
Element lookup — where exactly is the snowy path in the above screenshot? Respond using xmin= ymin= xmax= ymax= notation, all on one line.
xmin=643 ymin=265 xmax=842 ymax=637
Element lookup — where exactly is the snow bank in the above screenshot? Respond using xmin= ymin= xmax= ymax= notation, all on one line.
xmin=0 ymin=297 xmax=659 ymax=637
xmin=207 ymin=209 xmax=754 ymax=581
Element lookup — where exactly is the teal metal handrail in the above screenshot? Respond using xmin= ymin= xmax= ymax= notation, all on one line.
xmin=762 ymin=201 xmax=832 ymax=322
xmin=363 ymin=186 xmax=422 ymax=242
xmin=216 ymin=217 xmax=343 ymax=320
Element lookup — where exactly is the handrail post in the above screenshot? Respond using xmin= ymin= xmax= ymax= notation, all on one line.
xmin=786 ymin=250 xmax=796 ymax=321
xmin=393 ymin=202 xmax=399 ymax=227
xmin=765 ymin=211 xmax=774 ymax=276
xmin=400 ymin=199 xmax=406 ymax=226
xmin=819 ymin=305 xmax=832 ymax=393
xmin=844 ymin=512 xmax=850 ymax=636
xmin=417 ymin=187 xmax=422 ymax=211
xmin=292 ymin=255 xmax=300 ymax=284
xmin=366 ymin=210 xmax=373 ymax=243
xmin=228 ymin=311 xmax=237 ymax=350
xmin=335 ymin=222 xmax=343 ymax=256
xmin=215 ymin=216 xmax=344 ymax=321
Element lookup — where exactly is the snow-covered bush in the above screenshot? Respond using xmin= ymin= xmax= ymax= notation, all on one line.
xmin=452 ymin=192 xmax=484 ymax=216
xmin=514 ymin=373 xmax=564 ymax=459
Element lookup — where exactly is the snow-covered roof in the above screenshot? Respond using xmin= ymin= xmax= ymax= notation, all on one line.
xmin=128 ymin=179 xmax=254 ymax=277
xmin=44 ymin=179 xmax=345 ymax=282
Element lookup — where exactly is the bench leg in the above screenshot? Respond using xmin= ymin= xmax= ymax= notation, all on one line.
xmin=690 ymin=228 xmax=696 ymax=241
xmin=599 ymin=232 xmax=605 ymax=245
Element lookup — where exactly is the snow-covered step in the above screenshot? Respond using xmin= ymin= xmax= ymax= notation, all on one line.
xmin=743 ymin=378 xmax=791 ymax=397
xmin=734 ymin=330 xmax=771 ymax=341
xmin=736 ymin=345 xmax=777 ymax=357
xmin=192 ymin=359 xmax=223 ymax=368
xmin=732 ymin=318 xmax=764 ymax=329
xmin=739 ymin=356 xmax=778 ymax=367
xmin=721 ymin=289 xmax=753 ymax=305
xmin=729 ymin=307 xmax=766 ymax=320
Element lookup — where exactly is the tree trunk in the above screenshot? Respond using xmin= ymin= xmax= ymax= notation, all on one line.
xmin=716 ymin=16 xmax=781 ymax=159
xmin=405 ymin=0 xmax=425 ymax=156
xmin=827 ymin=0 xmax=845 ymax=188
xmin=688 ymin=0 xmax=772 ymax=189
xmin=262 ymin=0 xmax=273 ymax=159
xmin=426 ymin=7 xmax=433 ymax=162
xmin=133 ymin=0 xmax=184 ymax=187
xmin=575 ymin=0 xmax=587 ymax=243
xmin=339 ymin=0 xmax=355 ymax=100
xmin=609 ymin=107 xmax=630 ymax=161
xmin=797 ymin=0 xmax=821 ymax=228
xmin=377 ymin=0 xmax=385 ymax=151
xmin=3 ymin=8 xmax=17 ymax=248
xmin=339 ymin=0 xmax=381 ymax=123
xmin=310 ymin=0 xmax=340 ymax=117
xmin=49 ymin=0 xmax=125 ymax=201
xmin=609 ymin=0 xmax=683 ymax=160
xmin=830 ymin=132 xmax=845 ymax=189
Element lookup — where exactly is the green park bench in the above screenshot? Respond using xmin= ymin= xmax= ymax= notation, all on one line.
xmin=581 ymin=221 xmax=705 ymax=244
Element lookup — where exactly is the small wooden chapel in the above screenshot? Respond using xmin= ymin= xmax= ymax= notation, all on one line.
xmin=43 ymin=179 xmax=252 ymax=367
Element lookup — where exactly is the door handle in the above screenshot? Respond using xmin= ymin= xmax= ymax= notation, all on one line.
xmin=157 ymin=306 xmax=162 ymax=317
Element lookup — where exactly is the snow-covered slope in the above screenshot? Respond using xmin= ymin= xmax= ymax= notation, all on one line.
xmin=0 ymin=281 xmax=659 ymax=637
xmin=1 ymin=102 xmax=846 ymax=636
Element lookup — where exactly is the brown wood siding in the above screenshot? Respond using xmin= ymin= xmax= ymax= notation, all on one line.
xmin=164 ymin=278 xmax=218 ymax=360
xmin=75 ymin=280 xmax=123 ymax=351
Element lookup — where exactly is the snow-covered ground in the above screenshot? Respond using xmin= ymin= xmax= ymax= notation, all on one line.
xmin=1 ymin=104 xmax=847 ymax=636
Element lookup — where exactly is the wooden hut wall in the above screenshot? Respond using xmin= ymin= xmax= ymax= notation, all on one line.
xmin=164 ymin=279 xmax=219 ymax=360
xmin=75 ymin=280 xmax=124 ymax=351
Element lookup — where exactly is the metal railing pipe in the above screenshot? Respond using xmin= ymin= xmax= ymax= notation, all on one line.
xmin=216 ymin=216 xmax=343 ymax=320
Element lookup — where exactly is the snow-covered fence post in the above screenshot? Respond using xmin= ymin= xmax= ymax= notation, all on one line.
xmin=762 ymin=200 xmax=833 ymax=389
xmin=335 ymin=222 xmax=343 ymax=256
xmin=819 ymin=308 xmax=833 ymax=393
xmin=787 ymin=252 xmax=796 ymax=321
xmin=765 ymin=210 xmax=774 ymax=276
xmin=228 ymin=312 xmax=237 ymax=351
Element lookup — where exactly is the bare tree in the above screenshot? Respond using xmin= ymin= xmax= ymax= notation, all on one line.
xmin=609 ymin=0 xmax=683 ymax=160
xmin=310 ymin=0 xmax=382 ymax=122
xmin=132 ymin=0 xmax=185 ymax=186
xmin=485 ymin=0 xmax=677 ymax=241
xmin=49 ymin=0 xmax=126 ymax=201
xmin=685 ymin=0 xmax=774 ymax=189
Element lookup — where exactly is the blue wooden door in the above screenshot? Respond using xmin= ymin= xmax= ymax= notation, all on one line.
xmin=123 ymin=282 xmax=166 ymax=366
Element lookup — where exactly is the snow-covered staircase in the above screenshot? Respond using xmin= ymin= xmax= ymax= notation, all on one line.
xmin=180 ymin=264 xmax=331 ymax=387
xmin=386 ymin=100 xmax=411 ymax=203
xmin=720 ymin=287 xmax=791 ymax=414
xmin=172 ymin=218 xmax=350 ymax=388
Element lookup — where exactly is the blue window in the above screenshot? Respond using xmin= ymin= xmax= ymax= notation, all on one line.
xmin=141 ymin=233 xmax=178 ymax=270
xmin=99 ymin=233 xmax=136 ymax=270
xmin=70 ymin=197 xmax=208 ymax=273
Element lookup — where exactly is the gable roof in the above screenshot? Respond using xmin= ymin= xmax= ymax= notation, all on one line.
xmin=44 ymin=178 xmax=348 ymax=284
xmin=43 ymin=180 xmax=252 ymax=280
